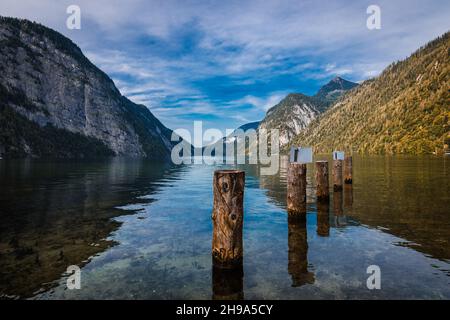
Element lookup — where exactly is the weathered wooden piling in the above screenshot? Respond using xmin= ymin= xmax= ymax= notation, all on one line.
xmin=344 ymin=156 xmax=353 ymax=184
xmin=332 ymin=159 xmax=343 ymax=191
xmin=287 ymin=163 xmax=307 ymax=215
xmin=288 ymin=215 xmax=314 ymax=287
xmin=212 ymin=170 xmax=245 ymax=268
xmin=212 ymin=263 xmax=244 ymax=300
xmin=316 ymin=202 xmax=330 ymax=237
xmin=315 ymin=161 xmax=329 ymax=202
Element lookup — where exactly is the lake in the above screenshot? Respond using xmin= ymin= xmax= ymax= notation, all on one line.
xmin=0 ymin=155 xmax=449 ymax=299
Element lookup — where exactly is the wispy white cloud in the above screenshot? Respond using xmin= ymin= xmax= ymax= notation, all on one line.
xmin=228 ymin=93 xmax=288 ymax=112
xmin=1 ymin=0 xmax=449 ymax=133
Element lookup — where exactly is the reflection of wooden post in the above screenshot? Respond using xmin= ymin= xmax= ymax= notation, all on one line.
xmin=317 ymin=202 xmax=330 ymax=237
xmin=212 ymin=263 xmax=243 ymax=300
xmin=333 ymin=190 xmax=347 ymax=227
xmin=212 ymin=170 xmax=245 ymax=268
xmin=287 ymin=163 xmax=307 ymax=215
xmin=333 ymin=160 xmax=343 ymax=191
xmin=315 ymin=161 xmax=329 ymax=202
xmin=344 ymin=184 xmax=353 ymax=208
xmin=288 ymin=215 xmax=314 ymax=287
xmin=333 ymin=191 xmax=343 ymax=217
xmin=344 ymin=156 xmax=353 ymax=184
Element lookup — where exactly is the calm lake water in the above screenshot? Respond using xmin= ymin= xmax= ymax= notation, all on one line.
xmin=0 ymin=156 xmax=449 ymax=299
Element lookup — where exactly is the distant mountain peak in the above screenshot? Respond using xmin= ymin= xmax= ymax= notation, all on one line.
xmin=331 ymin=76 xmax=343 ymax=81
xmin=314 ymin=76 xmax=358 ymax=103
xmin=236 ymin=121 xmax=260 ymax=132
xmin=325 ymin=76 xmax=357 ymax=89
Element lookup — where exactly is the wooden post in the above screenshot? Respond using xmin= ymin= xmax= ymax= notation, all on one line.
xmin=212 ymin=170 xmax=245 ymax=268
xmin=316 ymin=202 xmax=330 ymax=237
xmin=333 ymin=159 xmax=343 ymax=191
xmin=287 ymin=163 xmax=307 ymax=215
xmin=288 ymin=215 xmax=314 ymax=287
xmin=315 ymin=161 xmax=329 ymax=202
xmin=212 ymin=263 xmax=243 ymax=300
xmin=344 ymin=156 xmax=353 ymax=184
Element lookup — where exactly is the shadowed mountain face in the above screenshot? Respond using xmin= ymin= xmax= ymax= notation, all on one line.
xmin=0 ymin=17 xmax=179 ymax=160
xmin=314 ymin=76 xmax=358 ymax=104
xmin=235 ymin=121 xmax=260 ymax=132
xmin=292 ymin=32 xmax=450 ymax=155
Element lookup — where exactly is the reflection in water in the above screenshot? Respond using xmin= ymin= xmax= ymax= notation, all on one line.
xmin=344 ymin=184 xmax=353 ymax=209
xmin=332 ymin=191 xmax=347 ymax=227
xmin=287 ymin=215 xmax=314 ymax=287
xmin=0 ymin=159 xmax=181 ymax=298
xmin=348 ymin=156 xmax=450 ymax=260
xmin=212 ymin=263 xmax=244 ymax=300
xmin=333 ymin=191 xmax=343 ymax=217
xmin=257 ymin=156 xmax=316 ymax=209
xmin=317 ymin=202 xmax=330 ymax=237
xmin=258 ymin=157 xmax=288 ymax=208
xmin=0 ymin=155 xmax=449 ymax=299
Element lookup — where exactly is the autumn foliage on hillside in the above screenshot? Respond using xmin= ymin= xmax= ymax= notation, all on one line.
xmin=292 ymin=32 xmax=450 ymax=155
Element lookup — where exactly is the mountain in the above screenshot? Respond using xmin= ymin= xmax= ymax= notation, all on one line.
xmin=0 ymin=17 xmax=179 ymax=159
xmin=235 ymin=121 xmax=260 ymax=132
xmin=291 ymin=32 xmax=450 ymax=155
xmin=201 ymin=121 xmax=260 ymax=157
xmin=314 ymin=76 xmax=358 ymax=104
xmin=223 ymin=121 xmax=260 ymax=143
xmin=257 ymin=77 xmax=357 ymax=147
xmin=258 ymin=94 xmax=325 ymax=146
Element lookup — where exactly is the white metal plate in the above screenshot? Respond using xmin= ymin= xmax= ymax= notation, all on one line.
xmin=333 ymin=151 xmax=345 ymax=160
xmin=298 ymin=147 xmax=313 ymax=164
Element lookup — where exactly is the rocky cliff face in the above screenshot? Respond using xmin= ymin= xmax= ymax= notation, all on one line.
xmin=0 ymin=17 xmax=177 ymax=159
xmin=256 ymin=78 xmax=357 ymax=147
xmin=258 ymin=94 xmax=323 ymax=146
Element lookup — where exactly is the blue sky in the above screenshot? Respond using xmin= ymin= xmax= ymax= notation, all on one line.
xmin=2 ymin=0 xmax=450 ymax=145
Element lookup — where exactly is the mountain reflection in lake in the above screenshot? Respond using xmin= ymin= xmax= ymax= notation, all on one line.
xmin=0 ymin=156 xmax=449 ymax=299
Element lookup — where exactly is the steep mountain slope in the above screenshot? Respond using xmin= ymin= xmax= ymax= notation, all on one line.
xmin=314 ymin=76 xmax=358 ymax=104
xmin=258 ymin=94 xmax=325 ymax=146
xmin=291 ymin=32 xmax=450 ymax=155
xmin=0 ymin=17 xmax=177 ymax=159
xmin=257 ymin=78 xmax=357 ymax=147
